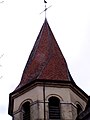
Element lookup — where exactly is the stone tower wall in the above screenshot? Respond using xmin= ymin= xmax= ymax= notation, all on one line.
xmin=12 ymin=85 xmax=87 ymax=120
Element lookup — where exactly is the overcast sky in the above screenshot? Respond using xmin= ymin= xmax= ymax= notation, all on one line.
xmin=0 ymin=0 xmax=90 ymax=119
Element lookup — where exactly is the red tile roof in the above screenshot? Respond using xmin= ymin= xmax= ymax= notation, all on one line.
xmin=16 ymin=18 xmax=73 ymax=89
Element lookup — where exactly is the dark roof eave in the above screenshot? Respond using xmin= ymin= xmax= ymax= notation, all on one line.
xmin=10 ymin=79 xmax=88 ymax=98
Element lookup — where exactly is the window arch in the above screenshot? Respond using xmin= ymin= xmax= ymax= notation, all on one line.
xmin=76 ymin=104 xmax=83 ymax=115
xmin=22 ymin=101 xmax=30 ymax=120
xmin=48 ymin=96 xmax=60 ymax=119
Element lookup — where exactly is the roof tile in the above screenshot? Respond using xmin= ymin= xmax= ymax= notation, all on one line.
xmin=16 ymin=18 xmax=73 ymax=89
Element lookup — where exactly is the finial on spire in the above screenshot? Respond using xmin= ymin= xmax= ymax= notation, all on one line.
xmin=40 ymin=0 xmax=52 ymax=18
xmin=44 ymin=0 xmax=47 ymax=18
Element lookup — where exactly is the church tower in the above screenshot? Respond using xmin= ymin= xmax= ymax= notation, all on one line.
xmin=8 ymin=18 xmax=88 ymax=120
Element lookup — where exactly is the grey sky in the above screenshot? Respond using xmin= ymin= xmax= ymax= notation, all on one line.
xmin=0 ymin=0 xmax=90 ymax=119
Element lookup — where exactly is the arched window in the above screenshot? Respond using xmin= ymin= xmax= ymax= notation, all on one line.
xmin=48 ymin=97 xmax=60 ymax=119
xmin=22 ymin=101 xmax=30 ymax=120
xmin=77 ymin=104 xmax=83 ymax=115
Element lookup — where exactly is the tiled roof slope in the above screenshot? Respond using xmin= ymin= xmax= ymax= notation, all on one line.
xmin=16 ymin=18 xmax=73 ymax=89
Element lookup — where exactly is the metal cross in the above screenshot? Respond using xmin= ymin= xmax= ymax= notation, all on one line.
xmin=40 ymin=0 xmax=52 ymax=18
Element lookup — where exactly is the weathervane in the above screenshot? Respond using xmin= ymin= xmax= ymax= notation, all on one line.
xmin=44 ymin=0 xmax=47 ymax=18
xmin=40 ymin=0 xmax=52 ymax=18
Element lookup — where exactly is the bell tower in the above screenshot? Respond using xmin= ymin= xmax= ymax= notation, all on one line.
xmin=8 ymin=19 xmax=88 ymax=120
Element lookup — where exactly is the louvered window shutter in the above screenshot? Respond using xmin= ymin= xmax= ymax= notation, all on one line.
xmin=22 ymin=102 xmax=30 ymax=120
xmin=49 ymin=97 xmax=60 ymax=119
